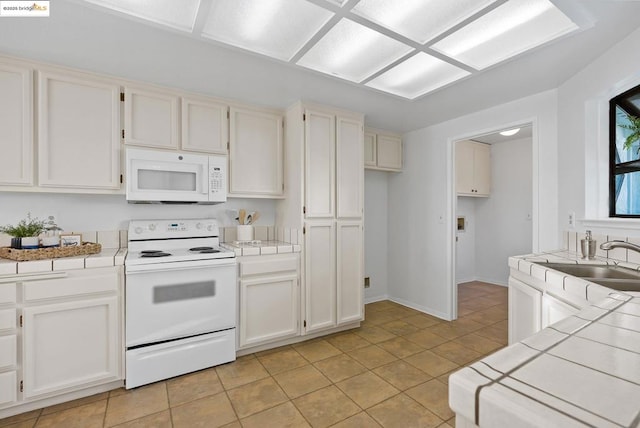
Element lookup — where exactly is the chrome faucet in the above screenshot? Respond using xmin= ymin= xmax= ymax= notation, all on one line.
xmin=600 ymin=240 xmax=640 ymax=254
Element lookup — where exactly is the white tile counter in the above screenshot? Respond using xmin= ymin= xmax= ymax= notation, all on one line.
xmin=449 ymin=250 xmax=640 ymax=428
xmin=0 ymin=248 xmax=127 ymax=275
xmin=222 ymin=240 xmax=301 ymax=257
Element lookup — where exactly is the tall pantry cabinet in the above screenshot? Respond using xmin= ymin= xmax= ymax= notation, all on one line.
xmin=278 ymin=102 xmax=364 ymax=334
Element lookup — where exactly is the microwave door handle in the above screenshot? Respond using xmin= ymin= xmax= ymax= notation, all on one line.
xmin=201 ymin=164 xmax=209 ymax=194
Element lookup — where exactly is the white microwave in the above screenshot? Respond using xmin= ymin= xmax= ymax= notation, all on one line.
xmin=125 ymin=148 xmax=227 ymax=204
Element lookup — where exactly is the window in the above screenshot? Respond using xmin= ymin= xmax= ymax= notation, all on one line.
xmin=609 ymin=84 xmax=640 ymax=217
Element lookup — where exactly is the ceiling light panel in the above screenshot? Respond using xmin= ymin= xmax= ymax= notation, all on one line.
xmin=201 ymin=0 xmax=333 ymax=62
xmin=84 ymin=0 xmax=200 ymax=32
xmin=297 ymin=18 xmax=413 ymax=83
xmin=431 ymin=0 xmax=578 ymax=70
xmin=352 ymin=0 xmax=498 ymax=44
xmin=366 ymin=52 xmax=470 ymax=99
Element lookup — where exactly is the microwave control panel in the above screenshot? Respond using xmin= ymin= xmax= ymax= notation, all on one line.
xmin=208 ymin=155 xmax=227 ymax=199
xmin=209 ymin=167 xmax=224 ymax=194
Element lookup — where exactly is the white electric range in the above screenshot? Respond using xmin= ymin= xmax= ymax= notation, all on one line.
xmin=124 ymin=218 xmax=237 ymax=389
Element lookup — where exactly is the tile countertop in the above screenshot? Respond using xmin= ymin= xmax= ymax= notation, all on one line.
xmin=0 ymin=248 xmax=127 ymax=276
xmin=449 ymin=250 xmax=640 ymax=428
xmin=221 ymin=240 xmax=301 ymax=257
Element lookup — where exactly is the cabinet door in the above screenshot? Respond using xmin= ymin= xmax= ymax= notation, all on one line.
xmin=336 ymin=116 xmax=363 ymax=219
xmin=22 ymin=296 xmax=120 ymax=399
xmin=364 ymin=131 xmax=377 ymax=167
xmin=0 ymin=63 xmax=32 ymax=186
xmin=181 ymin=96 xmax=228 ymax=154
xmin=0 ymin=371 xmax=16 ymax=406
xmin=305 ymin=110 xmax=335 ymax=218
xmin=38 ymin=71 xmax=120 ymax=189
xmin=239 ymin=274 xmax=298 ymax=348
xmin=337 ymin=221 xmax=363 ymax=324
xmin=474 ymin=142 xmax=491 ymax=196
xmin=124 ymin=86 xmax=179 ymax=149
xmin=541 ymin=294 xmax=579 ymax=329
xmin=376 ymin=135 xmax=402 ymax=170
xmin=455 ymin=140 xmax=475 ymax=195
xmin=304 ymin=221 xmax=336 ymax=332
xmin=508 ymin=277 xmax=542 ymax=344
xmin=229 ymin=107 xmax=284 ymax=197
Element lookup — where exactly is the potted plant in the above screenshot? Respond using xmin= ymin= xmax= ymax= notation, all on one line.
xmin=0 ymin=214 xmax=47 ymax=249
xmin=619 ymin=111 xmax=640 ymax=155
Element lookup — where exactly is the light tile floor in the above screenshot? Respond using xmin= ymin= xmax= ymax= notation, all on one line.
xmin=0 ymin=281 xmax=507 ymax=428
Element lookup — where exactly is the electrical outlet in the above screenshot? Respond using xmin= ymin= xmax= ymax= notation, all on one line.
xmin=364 ymin=277 xmax=370 ymax=288
xmin=568 ymin=212 xmax=575 ymax=228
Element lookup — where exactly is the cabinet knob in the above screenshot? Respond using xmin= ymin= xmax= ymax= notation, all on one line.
xmin=134 ymin=227 xmax=143 ymax=234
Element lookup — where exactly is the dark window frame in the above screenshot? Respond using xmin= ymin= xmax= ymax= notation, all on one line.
xmin=609 ymin=84 xmax=640 ymax=217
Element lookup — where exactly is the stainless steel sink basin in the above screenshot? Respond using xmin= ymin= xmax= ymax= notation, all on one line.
xmin=535 ymin=262 xmax=640 ymax=292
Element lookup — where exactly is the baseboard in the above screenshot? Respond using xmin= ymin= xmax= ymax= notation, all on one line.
xmin=364 ymin=294 xmax=389 ymax=304
xmin=387 ymin=295 xmax=452 ymax=321
xmin=457 ymin=276 xmax=508 ymax=287
xmin=474 ymin=276 xmax=508 ymax=287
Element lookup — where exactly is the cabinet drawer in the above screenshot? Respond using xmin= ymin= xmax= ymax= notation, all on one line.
xmin=24 ymin=267 xmax=120 ymax=302
xmin=0 ymin=371 xmax=16 ymax=406
xmin=0 ymin=335 xmax=17 ymax=369
xmin=0 ymin=309 xmax=15 ymax=330
xmin=0 ymin=283 xmax=16 ymax=304
xmin=239 ymin=254 xmax=298 ymax=277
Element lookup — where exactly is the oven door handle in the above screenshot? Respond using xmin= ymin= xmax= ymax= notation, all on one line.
xmin=126 ymin=259 xmax=236 ymax=273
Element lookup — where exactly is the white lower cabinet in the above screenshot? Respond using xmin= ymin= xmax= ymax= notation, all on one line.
xmin=509 ymin=275 xmax=585 ymax=344
xmin=508 ymin=277 xmax=542 ymax=344
xmin=22 ymin=296 xmax=119 ymax=399
xmin=238 ymin=254 xmax=299 ymax=350
xmin=0 ymin=267 xmax=123 ymax=415
xmin=0 ymin=372 xmax=16 ymax=407
xmin=337 ymin=221 xmax=363 ymax=324
xmin=305 ymin=221 xmax=337 ymax=333
xmin=541 ymin=293 xmax=580 ymax=329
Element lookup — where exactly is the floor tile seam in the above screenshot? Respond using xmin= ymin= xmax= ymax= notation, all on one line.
xmin=221 ymin=388 xmax=242 ymax=425
xmin=371 ymin=392 xmax=445 ymax=426
xmin=271 ymin=367 xmax=332 ymax=401
xmin=291 ymin=385 xmax=363 ymax=427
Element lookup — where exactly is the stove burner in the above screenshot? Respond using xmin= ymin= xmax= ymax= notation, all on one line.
xmin=199 ymin=249 xmax=221 ymax=254
xmin=140 ymin=252 xmax=172 ymax=258
xmin=141 ymin=250 xmax=163 ymax=254
xmin=189 ymin=247 xmax=213 ymax=251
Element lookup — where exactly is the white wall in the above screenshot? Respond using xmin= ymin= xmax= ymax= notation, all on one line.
xmin=475 ymin=138 xmax=533 ymax=285
xmin=558 ymin=26 xmax=640 ymax=237
xmin=364 ymin=171 xmax=389 ymax=302
xmin=0 ymin=192 xmax=276 ymax=234
xmin=389 ymin=90 xmax=558 ymax=320
xmin=455 ymin=197 xmax=476 ymax=284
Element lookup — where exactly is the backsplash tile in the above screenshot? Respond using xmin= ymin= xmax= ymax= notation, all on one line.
xmin=565 ymin=231 xmax=640 ymax=264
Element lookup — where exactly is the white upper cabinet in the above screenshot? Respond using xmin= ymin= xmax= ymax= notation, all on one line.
xmin=456 ymin=140 xmax=491 ymax=197
xmin=0 ymin=62 xmax=32 ymax=186
xmin=181 ymin=96 xmax=228 ymax=154
xmin=124 ymin=85 xmax=179 ymax=149
xmin=364 ymin=131 xmax=377 ymax=167
xmin=336 ymin=117 xmax=363 ymax=219
xmin=305 ymin=109 xmax=336 ymax=218
xmin=364 ymin=128 xmax=402 ymax=171
xmin=229 ymin=106 xmax=284 ymax=197
xmin=38 ymin=71 xmax=121 ymax=189
xmin=377 ymin=134 xmax=402 ymax=170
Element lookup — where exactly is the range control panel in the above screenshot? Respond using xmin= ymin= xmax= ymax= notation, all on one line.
xmin=128 ymin=219 xmax=219 ymax=240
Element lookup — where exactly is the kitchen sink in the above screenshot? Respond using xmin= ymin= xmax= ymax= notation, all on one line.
xmin=535 ymin=262 xmax=640 ymax=292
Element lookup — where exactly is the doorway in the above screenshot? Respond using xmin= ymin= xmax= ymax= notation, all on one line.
xmin=453 ymin=124 xmax=534 ymax=317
